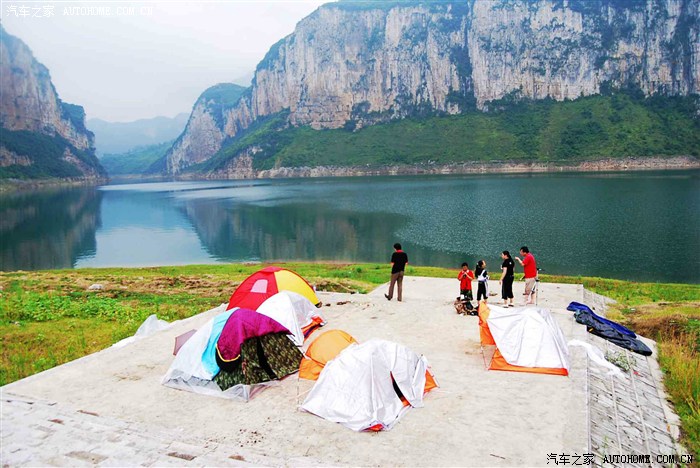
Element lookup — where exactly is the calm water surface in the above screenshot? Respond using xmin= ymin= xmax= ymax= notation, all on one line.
xmin=1 ymin=172 xmax=698 ymax=283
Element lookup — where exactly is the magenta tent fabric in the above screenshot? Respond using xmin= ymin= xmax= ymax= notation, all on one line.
xmin=216 ymin=308 xmax=290 ymax=362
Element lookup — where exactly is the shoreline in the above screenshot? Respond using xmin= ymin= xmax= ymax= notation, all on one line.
xmin=1 ymin=157 xmax=697 ymax=189
xmin=2 ymin=262 xmax=698 ymax=287
xmin=251 ymin=156 xmax=700 ymax=179
xmin=0 ymin=176 xmax=108 ymax=193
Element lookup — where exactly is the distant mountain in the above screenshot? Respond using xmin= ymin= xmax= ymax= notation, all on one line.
xmin=87 ymin=113 xmax=189 ymax=156
xmin=162 ymin=0 xmax=700 ymax=179
xmin=151 ymin=83 xmax=248 ymax=174
xmin=0 ymin=26 xmax=106 ymax=181
xmin=100 ymin=140 xmax=172 ymax=176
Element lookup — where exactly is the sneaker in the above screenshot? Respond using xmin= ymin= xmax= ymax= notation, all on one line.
xmin=508 ymin=304 xmax=514 ymax=308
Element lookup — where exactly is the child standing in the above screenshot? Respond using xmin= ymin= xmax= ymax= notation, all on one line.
xmin=475 ymin=260 xmax=489 ymax=302
xmin=457 ymin=262 xmax=474 ymax=304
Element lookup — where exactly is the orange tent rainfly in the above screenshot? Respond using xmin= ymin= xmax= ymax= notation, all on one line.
xmin=227 ymin=267 xmax=321 ymax=311
xmin=478 ymin=302 xmax=570 ymax=376
xmin=299 ymin=329 xmax=358 ymax=380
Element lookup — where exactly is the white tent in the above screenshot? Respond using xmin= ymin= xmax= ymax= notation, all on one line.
xmin=301 ymin=339 xmax=435 ymax=431
xmin=486 ymin=305 xmax=570 ymax=373
xmin=162 ymin=305 xmax=281 ymax=401
xmin=256 ymin=291 xmax=322 ymax=346
xmin=161 ymin=304 xmax=243 ymax=399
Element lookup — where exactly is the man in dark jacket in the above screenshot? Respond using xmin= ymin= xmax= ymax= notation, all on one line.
xmin=385 ymin=243 xmax=408 ymax=302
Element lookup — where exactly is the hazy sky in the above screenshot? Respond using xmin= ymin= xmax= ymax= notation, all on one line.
xmin=2 ymin=0 xmax=329 ymax=122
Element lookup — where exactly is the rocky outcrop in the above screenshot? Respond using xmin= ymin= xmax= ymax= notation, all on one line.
xmin=240 ymin=4 xmax=467 ymax=130
xmin=468 ymin=0 xmax=699 ymax=107
xmin=0 ymin=148 xmax=31 ymax=168
xmin=250 ymin=155 xmax=700 ymax=178
xmin=167 ymin=0 xmax=700 ymax=175
xmin=0 ymin=26 xmax=105 ymax=180
xmin=166 ymin=103 xmax=225 ymax=174
xmin=208 ymin=147 xmax=259 ymax=179
xmin=164 ymin=83 xmax=247 ymax=174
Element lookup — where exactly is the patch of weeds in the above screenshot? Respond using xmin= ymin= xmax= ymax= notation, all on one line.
xmin=605 ymin=350 xmax=635 ymax=372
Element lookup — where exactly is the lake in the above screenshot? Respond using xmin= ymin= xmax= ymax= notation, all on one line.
xmin=1 ymin=171 xmax=698 ymax=283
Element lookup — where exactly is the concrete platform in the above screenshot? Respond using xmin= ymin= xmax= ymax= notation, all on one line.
xmin=0 ymin=278 xmax=682 ymax=466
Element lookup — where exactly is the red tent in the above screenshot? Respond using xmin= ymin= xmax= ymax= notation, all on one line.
xmin=227 ymin=267 xmax=320 ymax=311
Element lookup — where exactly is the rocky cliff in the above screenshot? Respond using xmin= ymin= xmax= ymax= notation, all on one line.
xmin=163 ymin=83 xmax=247 ymax=174
xmin=0 ymin=26 xmax=105 ymax=180
xmin=167 ymin=0 xmax=700 ymax=176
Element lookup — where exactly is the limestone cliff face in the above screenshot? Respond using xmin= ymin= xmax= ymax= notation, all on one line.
xmin=467 ymin=0 xmax=699 ymax=107
xmin=239 ymin=4 xmax=467 ymax=129
xmin=164 ymin=83 xmax=247 ymax=174
xmin=166 ymin=101 xmax=225 ymax=174
xmin=167 ymin=0 xmax=699 ymax=175
xmin=0 ymin=26 xmax=105 ymax=179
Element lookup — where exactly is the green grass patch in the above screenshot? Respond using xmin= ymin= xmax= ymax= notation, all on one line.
xmin=539 ymin=274 xmax=700 ymax=304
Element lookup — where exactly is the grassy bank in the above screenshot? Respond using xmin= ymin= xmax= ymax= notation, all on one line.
xmin=1 ymin=263 xmax=698 ymax=454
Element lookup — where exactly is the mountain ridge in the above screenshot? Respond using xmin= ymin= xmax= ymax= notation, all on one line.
xmin=162 ymin=0 xmax=700 ymax=178
xmin=0 ymin=26 xmax=106 ymax=181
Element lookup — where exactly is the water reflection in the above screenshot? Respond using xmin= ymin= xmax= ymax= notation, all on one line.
xmin=0 ymin=187 xmax=101 ymax=270
xmin=181 ymin=199 xmax=410 ymax=263
xmin=75 ymin=188 xmax=214 ymax=268
xmin=0 ymin=172 xmax=697 ymax=283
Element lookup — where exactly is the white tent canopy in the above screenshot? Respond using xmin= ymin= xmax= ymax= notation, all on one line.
xmin=162 ymin=304 xmax=276 ymax=401
xmin=256 ymin=291 xmax=321 ymax=346
xmin=487 ymin=305 xmax=570 ymax=371
xmin=301 ymin=339 xmax=432 ymax=431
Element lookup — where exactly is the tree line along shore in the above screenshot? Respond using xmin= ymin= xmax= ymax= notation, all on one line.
xmin=1 ymin=157 xmax=698 ymax=190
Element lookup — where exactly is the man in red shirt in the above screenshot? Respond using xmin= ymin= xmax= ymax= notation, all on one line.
xmin=515 ymin=246 xmax=538 ymax=304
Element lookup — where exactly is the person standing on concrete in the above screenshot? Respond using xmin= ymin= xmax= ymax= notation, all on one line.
xmin=385 ymin=243 xmax=408 ymax=302
xmin=515 ymin=246 xmax=537 ymax=304
xmin=457 ymin=262 xmax=475 ymax=305
xmin=474 ymin=260 xmax=489 ymax=303
xmin=499 ymin=250 xmax=515 ymax=307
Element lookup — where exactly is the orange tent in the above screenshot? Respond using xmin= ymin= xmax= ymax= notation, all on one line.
xmin=478 ymin=302 xmax=496 ymax=346
xmin=478 ymin=302 xmax=569 ymax=376
xmin=299 ymin=329 xmax=357 ymax=380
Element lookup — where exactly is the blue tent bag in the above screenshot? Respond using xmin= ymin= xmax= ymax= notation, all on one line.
xmin=567 ymin=301 xmax=636 ymax=337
